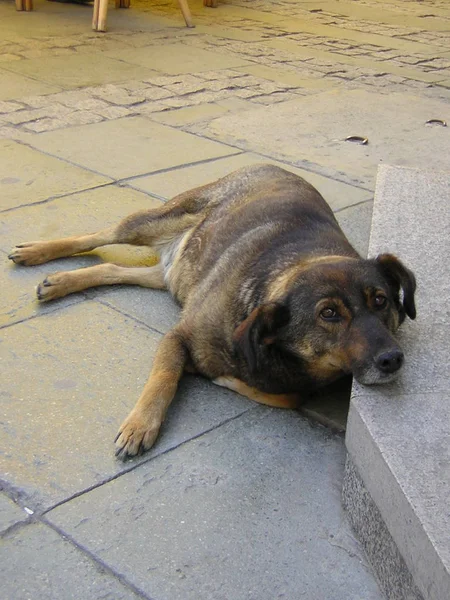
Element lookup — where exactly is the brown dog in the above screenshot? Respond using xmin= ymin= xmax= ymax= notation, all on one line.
xmin=8 ymin=164 xmax=416 ymax=459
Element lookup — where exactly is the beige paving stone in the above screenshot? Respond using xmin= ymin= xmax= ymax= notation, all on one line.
xmin=1 ymin=185 xmax=162 ymax=327
xmin=0 ymin=68 xmax=61 ymax=101
xmin=105 ymin=44 xmax=254 ymax=75
xmin=0 ymin=140 xmax=111 ymax=211
xmin=0 ymin=494 xmax=28 ymax=532
xmin=4 ymin=54 xmax=159 ymax=90
xmin=127 ymin=153 xmax=372 ymax=211
xmin=0 ymin=301 xmax=162 ymax=509
xmin=203 ymin=90 xmax=450 ymax=187
xmin=149 ymin=104 xmax=228 ymax=126
xmin=26 ymin=116 xmax=241 ymax=180
xmin=0 ymin=184 xmax=162 ymax=255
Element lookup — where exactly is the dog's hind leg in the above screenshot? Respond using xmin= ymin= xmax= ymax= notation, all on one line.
xmin=36 ymin=262 xmax=166 ymax=301
xmin=115 ymin=326 xmax=188 ymax=460
xmin=8 ymin=195 xmax=205 ymax=267
xmin=213 ymin=376 xmax=302 ymax=409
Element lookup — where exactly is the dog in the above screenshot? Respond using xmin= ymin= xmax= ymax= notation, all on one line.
xmin=8 ymin=164 xmax=416 ymax=460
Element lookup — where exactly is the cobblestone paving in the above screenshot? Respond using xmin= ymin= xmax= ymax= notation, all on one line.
xmin=1 ymin=0 xmax=449 ymax=141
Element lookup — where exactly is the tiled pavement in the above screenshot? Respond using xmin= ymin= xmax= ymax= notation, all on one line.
xmin=1 ymin=1 xmax=449 ymax=598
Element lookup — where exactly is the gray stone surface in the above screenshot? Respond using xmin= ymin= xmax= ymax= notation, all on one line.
xmin=204 ymin=90 xmax=450 ymax=188
xmin=0 ymin=493 xmax=29 ymax=533
xmin=0 ymin=301 xmax=250 ymax=510
xmin=343 ymin=459 xmax=424 ymax=600
xmin=344 ymin=165 xmax=450 ymax=600
xmin=26 ymin=117 xmax=240 ymax=180
xmin=1 ymin=522 xmax=143 ymax=600
xmin=47 ymin=408 xmax=382 ymax=600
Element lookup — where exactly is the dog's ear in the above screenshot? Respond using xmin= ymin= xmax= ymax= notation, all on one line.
xmin=376 ymin=253 xmax=417 ymax=322
xmin=233 ymin=302 xmax=290 ymax=373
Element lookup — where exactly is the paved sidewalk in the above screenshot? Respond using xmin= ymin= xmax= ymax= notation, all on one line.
xmin=1 ymin=1 xmax=449 ymax=598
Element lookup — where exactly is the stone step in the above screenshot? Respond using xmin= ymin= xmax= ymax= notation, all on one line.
xmin=343 ymin=165 xmax=450 ymax=600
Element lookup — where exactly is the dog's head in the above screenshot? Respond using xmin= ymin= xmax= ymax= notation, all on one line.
xmin=234 ymin=254 xmax=416 ymax=387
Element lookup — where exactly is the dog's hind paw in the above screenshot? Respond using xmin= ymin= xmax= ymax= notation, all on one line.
xmin=8 ymin=242 xmax=51 ymax=266
xmin=114 ymin=411 xmax=161 ymax=460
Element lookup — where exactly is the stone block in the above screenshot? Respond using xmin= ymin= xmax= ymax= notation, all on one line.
xmin=344 ymin=165 xmax=450 ymax=600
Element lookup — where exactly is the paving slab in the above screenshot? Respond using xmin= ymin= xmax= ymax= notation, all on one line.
xmin=0 ymin=184 xmax=163 ymax=326
xmin=0 ymin=68 xmax=62 ymax=101
xmin=128 ymin=152 xmax=372 ymax=211
xmin=0 ymin=183 xmax=161 ymax=253
xmin=26 ymin=116 xmax=241 ymax=180
xmin=334 ymin=199 xmax=373 ymax=258
xmin=1 ymin=301 xmax=251 ymax=510
xmin=1 ymin=521 xmax=144 ymax=600
xmin=203 ymin=90 xmax=450 ymax=188
xmin=2 ymin=53 xmax=160 ymax=90
xmin=0 ymin=493 xmax=29 ymax=533
xmin=344 ymin=165 xmax=450 ymax=600
xmin=106 ymin=43 xmax=253 ymax=75
xmin=0 ymin=140 xmax=111 ymax=211
xmin=47 ymin=408 xmax=382 ymax=600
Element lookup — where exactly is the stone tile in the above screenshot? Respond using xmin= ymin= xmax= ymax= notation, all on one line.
xmin=0 ymin=140 xmax=111 ymax=211
xmin=204 ymin=90 xmax=450 ymax=187
xmin=1 ymin=522 xmax=143 ymax=600
xmin=0 ymin=494 xmax=28 ymax=533
xmin=47 ymin=409 xmax=382 ymax=600
xmin=3 ymin=54 xmax=159 ymax=90
xmin=0 ymin=68 xmax=61 ymax=101
xmin=106 ymin=44 xmax=253 ymax=75
xmin=1 ymin=301 xmax=250 ymax=510
xmin=128 ymin=152 xmax=372 ymax=211
xmin=26 ymin=117 xmax=240 ymax=180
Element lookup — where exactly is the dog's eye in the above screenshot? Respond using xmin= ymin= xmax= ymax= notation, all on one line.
xmin=374 ymin=294 xmax=387 ymax=309
xmin=320 ymin=307 xmax=339 ymax=321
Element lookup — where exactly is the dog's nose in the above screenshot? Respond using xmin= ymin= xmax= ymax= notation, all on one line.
xmin=376 ymin=349 xmax=404 ymax=374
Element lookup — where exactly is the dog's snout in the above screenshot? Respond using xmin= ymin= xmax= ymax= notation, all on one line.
xmin=376 ymin=349 xmax=404 ymax=374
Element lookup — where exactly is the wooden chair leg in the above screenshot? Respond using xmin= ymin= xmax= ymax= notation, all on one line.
xmin=24 ymin=0 xmax=33 ymax=10
xmin=204 ymin=0 xmax=218 ymax=7
xmin=93 ymin=0 xmax=108 ymax=31
xmin=177 ymin=0 xmax=194 ymax=27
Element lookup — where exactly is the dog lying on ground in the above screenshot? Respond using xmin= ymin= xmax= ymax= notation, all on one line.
xmin=8 ymin=164 xmax=416 ymax=459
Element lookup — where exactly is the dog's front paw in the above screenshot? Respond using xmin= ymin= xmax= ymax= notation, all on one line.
xmin=114 ymin=411 xmax=161 ymax=460
xmin=8 ymin=242 xmax=51 ymax=266
xmin=36 ymin=272 xmax=73 ymax=302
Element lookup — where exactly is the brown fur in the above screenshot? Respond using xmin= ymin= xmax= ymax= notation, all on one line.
xmin=8 ymin=164 xmax=416 ymax=459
